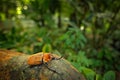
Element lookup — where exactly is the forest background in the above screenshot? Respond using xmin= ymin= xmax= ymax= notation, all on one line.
xmin=0 ymin=0 xmax=120 ymax=80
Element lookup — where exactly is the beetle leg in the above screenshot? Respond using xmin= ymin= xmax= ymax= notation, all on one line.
xmin=52 ymin=56 xmax=63 ymax=60
xmin=44 ymin=63 xmax=61 ymax=75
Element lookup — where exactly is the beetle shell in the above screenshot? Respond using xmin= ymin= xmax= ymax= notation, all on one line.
xmin=27 ymin=52 xmax=53 ymax=66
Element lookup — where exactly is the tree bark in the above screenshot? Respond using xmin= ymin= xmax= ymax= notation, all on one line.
xmin=0 ymin=49 xmax=86 ymax=80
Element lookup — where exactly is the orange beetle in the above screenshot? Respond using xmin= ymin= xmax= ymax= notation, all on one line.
xmin=27 ymin=52 xmax=53 ymax=66
xmin=27 ymin=52 xmax=62 ymax=66
xmin=27 ymin=52 xmax=62 ymax=76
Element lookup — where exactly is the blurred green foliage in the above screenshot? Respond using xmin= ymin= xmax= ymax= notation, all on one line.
xmin=103 ymin=71 xmax=115 ymax=80
xmin=0 ymin=0 xmax=120 ymax=80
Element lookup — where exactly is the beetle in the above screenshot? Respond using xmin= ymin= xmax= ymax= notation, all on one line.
xmin=27 ymin=52 xmax=62 ymax=66
xmin=27 ymin=52 xmax=63 ymax=79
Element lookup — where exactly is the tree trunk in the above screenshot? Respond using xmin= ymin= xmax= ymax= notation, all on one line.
xmin=0 ymin=49 xmax=86 ymax=80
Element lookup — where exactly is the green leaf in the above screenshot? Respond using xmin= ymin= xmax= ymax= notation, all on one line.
xmin=82 ymin=67 xmax=96 ymax=80
xmin=103 ymin=71 xmax=115 ymax=80
xmin=42 ymin=43 xmax=52 ymax=53
xmin=96 ymin=74 xmax=102 ymax=80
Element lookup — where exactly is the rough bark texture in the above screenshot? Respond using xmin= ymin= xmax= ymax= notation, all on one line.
xmin=0 ymin=49 xmax=86 ymax=80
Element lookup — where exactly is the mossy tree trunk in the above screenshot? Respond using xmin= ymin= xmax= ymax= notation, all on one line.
xmin=0 ymin=49 xmax=86 ymax=80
